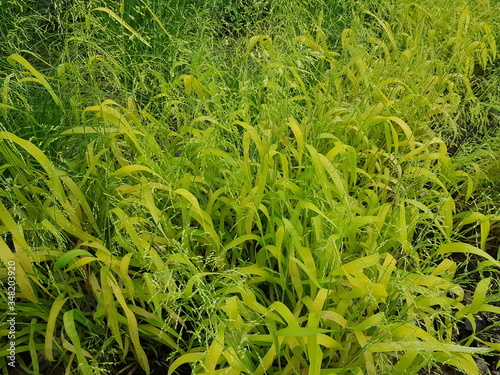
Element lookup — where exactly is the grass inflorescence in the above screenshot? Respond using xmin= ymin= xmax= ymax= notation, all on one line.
xmin=0 ymin=0 xmax=499 ymax=374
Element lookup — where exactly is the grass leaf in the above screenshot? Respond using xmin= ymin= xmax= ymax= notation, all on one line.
xmin=92 ymin=7 xmax=151 ymax=47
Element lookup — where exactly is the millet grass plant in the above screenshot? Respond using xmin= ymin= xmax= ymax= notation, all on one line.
xmin=0 ymin=0 xmax=499 ymax=374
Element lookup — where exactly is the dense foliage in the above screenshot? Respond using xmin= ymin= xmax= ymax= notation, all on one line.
xmin=1 ymin=0 xmax=499 ymax=374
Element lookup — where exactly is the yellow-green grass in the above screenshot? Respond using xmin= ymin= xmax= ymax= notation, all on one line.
xmin=0 ymin=0 xmax=499 ymax=374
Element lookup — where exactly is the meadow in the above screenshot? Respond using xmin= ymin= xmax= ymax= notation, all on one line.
xmin=0 ymin=0 xmax=499 ymax=374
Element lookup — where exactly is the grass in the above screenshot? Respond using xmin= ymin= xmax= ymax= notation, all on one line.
xmin=0 ymin=0 xmax=499 ymax=374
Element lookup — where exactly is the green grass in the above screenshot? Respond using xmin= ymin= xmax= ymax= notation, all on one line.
xmin=0 ymin=0 xmax=499 ymax=374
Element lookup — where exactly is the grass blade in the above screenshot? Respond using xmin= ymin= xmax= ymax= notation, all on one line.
xmin=92 ymin=7 xmax=151 ymax=47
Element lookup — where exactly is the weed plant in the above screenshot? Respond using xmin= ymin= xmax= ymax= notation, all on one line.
xmin=0 ymin=0 xmax=499 ymax=374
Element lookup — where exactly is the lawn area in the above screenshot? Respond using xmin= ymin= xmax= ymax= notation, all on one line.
xmin=0 ymin=0 xmax=500 ymax=374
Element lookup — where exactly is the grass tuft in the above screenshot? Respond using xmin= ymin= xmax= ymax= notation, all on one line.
xmin=0 ymin=0 xmax=499 ymax=374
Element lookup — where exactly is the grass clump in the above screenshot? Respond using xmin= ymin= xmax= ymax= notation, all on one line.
xmin=0 ymin=0 xmax=499 ymax=374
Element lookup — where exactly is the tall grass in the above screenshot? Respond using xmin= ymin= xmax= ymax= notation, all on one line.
xmin=1 ymin=0 xmax=499 ymax=374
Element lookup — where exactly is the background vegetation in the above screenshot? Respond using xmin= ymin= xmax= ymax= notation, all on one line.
xmin=0 ymin=0 xmax=499 ymax=374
